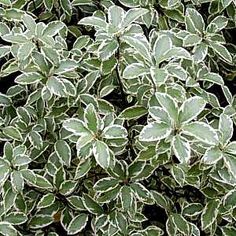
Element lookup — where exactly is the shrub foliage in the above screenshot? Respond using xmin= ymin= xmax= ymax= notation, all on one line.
xmin=0 ymin=0 xmax=236 ymax=235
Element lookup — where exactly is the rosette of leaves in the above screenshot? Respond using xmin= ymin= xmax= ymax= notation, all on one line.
xmin=139 ymin=92 xmax=219 ymax=164
xmin=122 ymin=33 xmax=191 ymax=93
xmin=176 ymin=7 xmax=232 ymax=64
xmin=78 ymin=5 xmax=149 ymax=61
xmin=63 ymin=103 xmax=128 ymax=169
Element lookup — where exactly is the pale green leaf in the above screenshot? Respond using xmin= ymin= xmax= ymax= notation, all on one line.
xmin=93 ymin=140 xmax=111 ymax=169
xmin=15 ymin=72 xmax=44 ymax=85
xmin=172 ymin=135 xmax=191 ymax=163
xmin=3 ymin=126 xmax=22 ymax=141
xmin=139 ymin=121 xmax=172 ymax=142
xmin=79 ymin=16 xmax=108 ymax=29
xmin=103 ymin=125 xmax=127 ymax=139
xmin=209 ymin=41 xmax=232 ymax=63
xmin=123 ymin=8 xmax=149 ymax=28
xmin=55 ymin=140 xmax=71 ymax=167
xmin=219 ymin=114 xmax=233 ymax=146
xmin=201 ymin=199 xmax=220 ymax=230
xmin=153 ymin=35 xmax=172 ymax=64
xmin=67 ymin=214 xmax=88 ymax=234
xmin=182 ymin=122 xmax=218 ymax=145
xmin=185 ymin=8 xmax=205 ymax=34
xmin=0 ymin=222 xmax=17 ymax=236
xmin=119 ymin=106 xmax=148 ymax=120
xmin=155 ymin=92 xmax=178 ymax=122
xmin=179 ymin=96 xmax=206 ymax=124
xmin=123 ymin=63 xmax=149 ymax=79
xmin=202 ymin=147 xmax=222 ymax=164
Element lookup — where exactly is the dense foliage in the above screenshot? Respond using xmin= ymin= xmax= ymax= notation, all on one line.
xmin=0 ymin=0 xmax=236 ymax=235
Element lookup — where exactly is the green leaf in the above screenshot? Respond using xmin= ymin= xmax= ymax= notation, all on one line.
xmin=84 ymin=104 xmax=99 ymax=133
xmin=54 ymin=59 xmax=77 ymax=74
xmin=103 ymin=125 xmax=127 ymax=139
xmin=41 ymin=46 xmax=59 ymax=65
xmin=29 ymin=215 xmax=53 ymax=229
xmin=12 ymin=154 xmax=31 ymax=166
xmin=4 ymin=212 xmax=27 ymax=225
xmin=172 ymin=213 xmax=190 ymax=235
xmin=60 ymin=0 xmax=72 ymax=16
xmin=120 ymin=185 xmax=133 ymax=210
xmin=123 ymin=8 xmax=149 ymax=28
xmin=0 ymin=0 xmax=11 ymax=6
xmin=63 ymin=118 xmax=89 ymax=136
xmin=202 ymin=147 xmax=222 ymax=164
xmin=209 ymin=41 xmax=232 ymax=63
xmin=153 ymin=35 xmax=172 ymax=64
xmin=108 ymin=5 xmax=125 ymax=28
xmin=150 ymin=67 xmax=168 ymax=86
xmin=54 ymin=166 xmax=66 ymax=189
xmin=0 ymin=222 xmax=17 ymax=236
xmin=119 ymin=106 xmax=148 ymax=120
xmin=93 ymin=140 xmax=111 ymax=169
xmin=55 ymin=140 xmax=71 ymax=167
xmin=83 ymin=194 xmax=103 ymax=214
xmin=59 ymin=180 xmax=77 ymax=196
xmin=182 ymin=203 xmax=203 ymax=217
xmin=17 ymin=41 xmax=35 ymax=61
xmin=98 ymin=39 xmax=119 ymax=61
xmin=139 ymin=122 xmax=172 ymax=142
xmin=34 ymin=174 xmax=53 ymax=190
xmin=67 ymin=196 xmax=86 ymax=211
xmin=201 ymin=72 xmax=224 ymax=86
xmin=73 ymin=35 xmax=90 ymax=50
xmin=162 ymin=47 xmax=191 ymax=61
xmin=43 ymin=21 xmax=65 ymax=36
xmin=47 ymin=77 xmax=76 ymax=97
xmin=179 ymin=96 xmax=206 ymax=124
xmin=193 ymin=43 xmax=208 ymax=62
xmin=2 ymin=34 xmax=28 ymax=43
xmin=67 ymin=213 xmax=88 ymax=234
xmin=94 ymin=177 xmax=119 ymax=193
xmin=15 ymin=72 xmax=44 ymax=85
xmin=97 ymin=186 xmax=121 ymax=203
xmin=116 ymin=211 xmax=128 ymax=233
xmin=201 ymin=199 xmax=220 ymax=230
xmin=22 ymin=14 xmax=36 ymax=33
xmin=130 ymin=182 xmax=152 ymax=202
xmin=3 ymin=126 xmax=22 ymax=141
xmin=207 ymin=16 xmax=228 ymax=33
xmin=11 ymin=170 xmax=24 ymax=192
xmin=172 ymin=135 xmax=191 ymax=163
xmin=155 ymin=92 xmax=178 ymax=122
xmin=137 ymin=146 xmax=156 ymax=161
xmin=183 ymin=33 xmax=202 ymax=47
xmin=223 ymin=154 xmax=236 ymax=176
xmin=122 ymin=36 xmax=151 ymax=62
xmin=0 ymin=159 xmax=10 ymax=187
xmin=79 ymin=16 xmax=108 ymax=29
xmin=225 ymin=141 xmax=236 ymax=155
xmin=123 ymin=63 xmax=149 ymax=79
xmin=0 ymin=46 xmax=10 ymax=58
xmin=0 ymin=92 xmax=11 ymax=106
xmin=182 ymin=122 xmax=218 ymax=145
xmin=219 ymin=114 xmax=233 ymax=146
xmin=185 ymin=8 xmax=205 ymax=34
xmin=37 ymin=193 xmax=55 ymax=209
xmin=75 ymin=158 xmax=91 ymax=179
xmin=151 ymin=190 xmax=169 ymax=209
xmin=28 ymin=131 xmax=43 ymax=150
